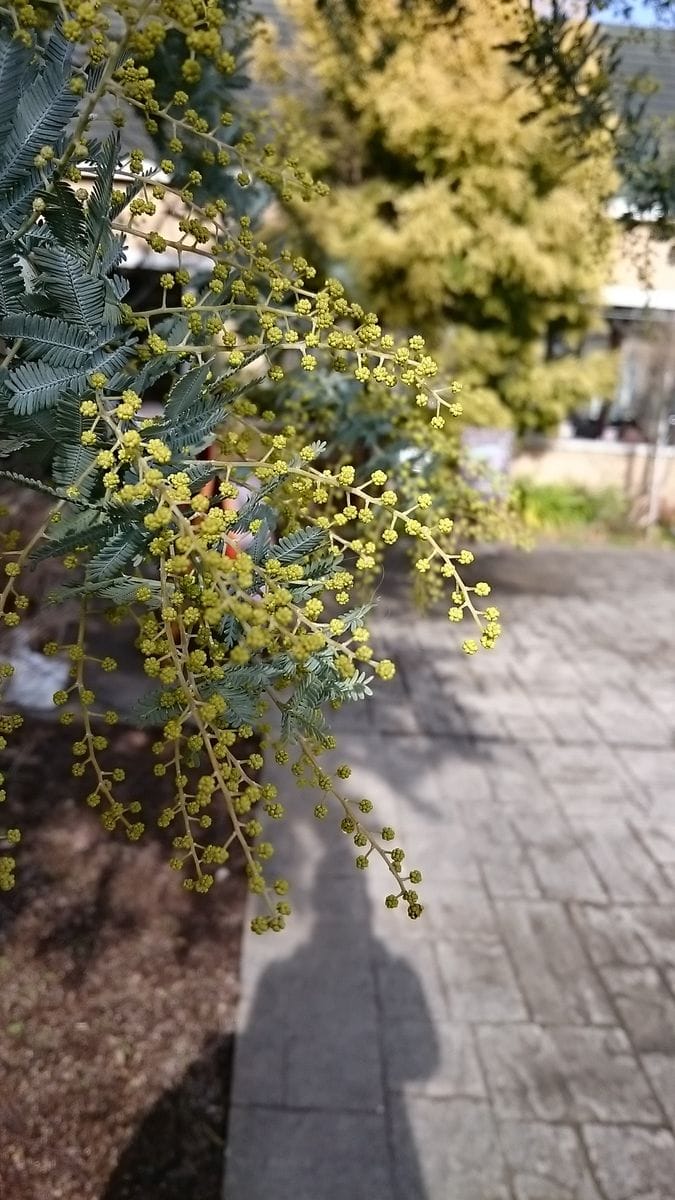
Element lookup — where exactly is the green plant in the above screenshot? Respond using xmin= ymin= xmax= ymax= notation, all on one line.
xmin=263 ymin=0 xmax=618 ymax=434
xmin=511 ymin=1 xmax=675 ymax=227
xmin=514 ymin=478 xmax=628 ymax=532
xmin=254 ymin=369 xmax=522 ymax=604
xmin=0 ymin=3 xmax=501 ymax=927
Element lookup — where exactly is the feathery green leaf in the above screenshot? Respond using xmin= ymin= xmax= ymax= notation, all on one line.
xmin=0 ymin=314 xmax=95 ymax=365
xmin=0 ymin=250 xmax=24 ymax=315
xmin=31 ymin=245 xmax=106 ymax=328
xmin=0 ymin=36 xmax=29 ymax=143
xmin=0 ymin=30 xmax=77 ymax=194
xmin=273 ymin=526 xmax=327 ymax=565
xmin=86 ymin=526 xmax=150 ymax=582
xmin=164 ymin=362 xmax=213 ymax=422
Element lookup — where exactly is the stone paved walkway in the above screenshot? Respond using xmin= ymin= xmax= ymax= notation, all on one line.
xmin=225 ymin=546 xmax=675 ymax=1200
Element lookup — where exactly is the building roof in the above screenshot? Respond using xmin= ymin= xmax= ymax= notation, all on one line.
xmin=601 ymin=23 xmax=675 ymax=125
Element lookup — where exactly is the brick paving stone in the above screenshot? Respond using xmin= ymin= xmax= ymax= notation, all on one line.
xmin=457 ymin=696 xmax=509 ymax=741
xmin=485 ymin=743 xmax=547 ymax=806
xmin=570 ymin=904 xmax=655 ymax=970
xmin=455 ymin=796 xmax=521 ymax=853
xmin=495 ymin=901 xmax=613 ymax=1024
xmin=367 ymin=657 xmax=421 ymax=734
xmin=481 ymin=851 xmax=543 ymax=900
xmin=394 ymin=827 xmax=481 ymax=884
xmin=574 ymin=657 xmax=637 ymax=689
xmin=471 ymin=662 xmax=530 ymax=692
xmin=582 ymin=1125 xmax=675 ymax=1200
xmin=407 ymin=686 xmax=474 ymax=737
xmin=528 ymin=743 xmax=646 ymax=810
xmin=370 ymin=697 xmax=423 ymax=735
xmin=418 ymin=879 xmax=498 ymax=941
xmin=618 ymin=748 xmax=675 ymax=799
xmin=575 ymin=905 xmax=675 ymax=975
xmin=506 ymin=809 xmax=607 ymax=901
xmin=629 ymin=814 xmax=675 ymax=870
xmin=636 ymin=681 xmax=675 ymax=723
xmin=573 ymin=819 xmax=673 ymax=903
xmin=513 ymin=661 xmax=584 ymax=696
xmin=624 ymin=908 xmax=675 ymax=970
xmin=372 ymin=735 xmax=492 ymax=826
xmin=237 ymin=935 xmax=382 ymax=1111
xmin=502 ymin=715 xmax=555 ymax=746
xmin=436 ymin=938 xmax=528 ymax=1022
xmin=390 ymin=1097 xmax=511 ymax=1200
xmin=640 ymin=1054 xmax=675 ymax=1128
xmin=382 ymin=1020 xmax=486 ymax=1099
xmin=659 ymin=863 xmax=675 ymax=891
xmin=534 ymin=696 xmax=601 ymax=743
xmin=226 ymin=1108 xmax=393 ymax=1200
xmin=599 ymin=965 xmax=675 ymax=1056
xmin=419 ymin=739 xmax=494 ymax=807
xmin=373 ymin=939 xmax=449 ymax=1023
xmin=499 ymin=1121 xmax=602 ymax=1200
xmin=584 ymin=698 xmax=673 ymax=748
xmin=476 ymin=1025 xmax=662 ymax=1123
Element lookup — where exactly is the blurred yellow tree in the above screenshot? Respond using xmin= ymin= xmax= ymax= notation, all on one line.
xmin=265 ymin=0 xmax=619 ymax=432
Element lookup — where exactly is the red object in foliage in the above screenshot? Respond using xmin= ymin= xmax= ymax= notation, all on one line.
xmin=199 ymin=441 xmax=239 ymax=559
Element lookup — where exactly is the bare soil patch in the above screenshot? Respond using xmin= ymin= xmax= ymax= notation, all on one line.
xmin=0 ymin=718 xmax=246 ymax=1200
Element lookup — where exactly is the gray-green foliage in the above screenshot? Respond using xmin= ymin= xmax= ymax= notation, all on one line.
xmin=0 ymin=10 xmax=498 ymax=922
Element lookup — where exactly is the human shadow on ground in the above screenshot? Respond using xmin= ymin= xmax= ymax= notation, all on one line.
xmin=225 ymin=839 xmax=439 ymax=1200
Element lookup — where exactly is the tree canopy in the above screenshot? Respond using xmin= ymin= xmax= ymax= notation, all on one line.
xmin=0 ymin=0 xmax=507 ymax=917
xmin=268 ymin=0 xmax=621 ymax=431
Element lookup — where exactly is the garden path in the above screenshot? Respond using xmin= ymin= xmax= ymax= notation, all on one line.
xmin=226 ymin=545 xmax=675 ymax=1200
